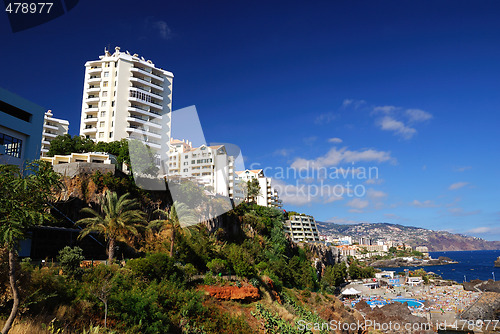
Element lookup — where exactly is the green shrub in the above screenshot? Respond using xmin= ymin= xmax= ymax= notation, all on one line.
xmin=57 ymin=246 xmax=85 ymax=279
xmin=206 ymin=258 xmax=227 ymax=274
xmin=127 ymin=253 xmax=183 ymax=283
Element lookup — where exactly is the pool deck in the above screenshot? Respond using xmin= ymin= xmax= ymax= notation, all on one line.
xmin=342 ymin=282 xmax=481 ymax=321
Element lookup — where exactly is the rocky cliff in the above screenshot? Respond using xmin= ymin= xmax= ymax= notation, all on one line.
xmin=300 ymin=243 xmax=345 ymax=278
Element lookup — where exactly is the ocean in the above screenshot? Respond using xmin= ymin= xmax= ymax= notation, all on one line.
xmin=379 ymin=249 xmax=500 ymax=283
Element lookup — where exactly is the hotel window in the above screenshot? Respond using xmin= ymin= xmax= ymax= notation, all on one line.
xmin=183 ymin=169 xmax=188 ymax=172
xmin=104 ymin=62 xmax=110 ymax=67
xmin=99 ymin=132 xmax=104 ymax=138
xmin=109 ymin=132 xmax=113 ymax=138
xmin=183 ymin=162 xmax=188 ymax=166
xmin=100 ymin=111 xmax=106 ymax=117
xmin=99 ymin=121 xmax=105 ymax=127
xmin=103 ymin=72 xmax=109 ymax=77
xmin=101 ymin=101 xmax=107 ymax=107
xmin=102 ymin=91 xmax=108 ymax=97
xmin=111 ymin=101 xmax=115 ymax=107
xmin=0 ymin=133 xmax=22 ymax=158
xmin=103 ymin=81 xmax=108 ymax=87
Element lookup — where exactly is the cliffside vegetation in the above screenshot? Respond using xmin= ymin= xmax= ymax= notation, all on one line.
xmin=0 ymin=162 xmax=363 ymax=334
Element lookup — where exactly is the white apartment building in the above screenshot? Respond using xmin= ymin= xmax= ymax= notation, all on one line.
xmin=235 ymin=169 xmax=283 ymax=208
xmin=283 ymin=214 xmax=320 ymax=242
xmin=40 ymin=110 xmax=69 ymax=156
xmin=167 ymin=138 xmax=243 ymax=200
xmin=79 ymin=47 xmax=173 ymax=160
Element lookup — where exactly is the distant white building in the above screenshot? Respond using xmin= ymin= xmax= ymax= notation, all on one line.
xmin=359 ymin=237 xmax=372 ymax=245
xmin=167 ymin=138 xmax=243 ymax=200
xmin=41 ymin=152 xmax=116 ymax=165
xmin=284 ymin=214 xmax=320 ymax=242
xmin=40 ymin=110 xmax=69 ymax=156
xmin=235 ymin=169 xmax=283 ymax=208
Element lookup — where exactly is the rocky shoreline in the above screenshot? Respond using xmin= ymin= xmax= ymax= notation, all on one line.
xmin=495 ymin=256 xmax=500 ymax=267
xmin=369 ymin=256 xmax=457 ymax=268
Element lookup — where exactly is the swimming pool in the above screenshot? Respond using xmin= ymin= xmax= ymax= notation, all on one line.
xmin=391 ymin=298 xmax=424 ymax=309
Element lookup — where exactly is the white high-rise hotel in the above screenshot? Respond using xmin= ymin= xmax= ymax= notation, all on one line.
xmin=79 ymin=47 xmax=173 ymax=158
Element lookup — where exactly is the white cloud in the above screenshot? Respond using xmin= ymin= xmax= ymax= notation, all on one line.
xmin=372 ymin=105 xmax=397 ymax=114
xmin=325 ymin=217 xmax=363 ymax=224
xmin=412 ymin=200 xmax=438 ymax=208
xmin=448 ymin=207 xmax=480 ymax=216
xmin=378 ymin=116 xmax=417 ymax=139
xmin=367 ymin=189 xmax=387 ymax=200
xmin=371 ymin=104 xmax=432 ymax=140
xmin=154 ymin=20 xmax=173 ymax=40
xmin=342 ymin=99 xmax=366 ymax=109
xmin=406 ymin=109 xmax=433 ymax=122
xmin=314 ymin=112 xmax=337 ymax=124
xmin=303 ymin=136 xmax=318 ymax=145
xmin=273 ymin=148 xmax=293 ymax=157
xmin=449 ymin=182 xmax=469 ymax=190
xmin=328 ymin=137 xmax=343 ymax=144
xmin=466 ymin=226 xmax=500 ymax=234
xmin=346 ymin=198 xmax=369 ymax=212
xmin=291 ymin=147 xmax=395 ymax=169
xmin=454 ymin=166 xmax=472 ymax=172
xmin=365 ymin=178 xmax=384 ymax=185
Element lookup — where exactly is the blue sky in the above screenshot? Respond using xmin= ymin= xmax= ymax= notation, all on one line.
xmin=1 ymin=1 xmax=499 ymax=240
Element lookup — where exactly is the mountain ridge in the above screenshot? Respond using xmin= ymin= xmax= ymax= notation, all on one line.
xmin=316 ymin=221 xmax=500 ymax=251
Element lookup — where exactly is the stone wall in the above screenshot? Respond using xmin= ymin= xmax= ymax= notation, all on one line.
xmin=53 ymin=162 xmax=115 ymax=178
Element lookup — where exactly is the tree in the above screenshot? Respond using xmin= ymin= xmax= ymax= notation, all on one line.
xmin=148 ymin=201 xmax=198 ymax=258
xmin=245 ymin=179 xmax=261 ymax=203
xmin=0 ymin=161 xmax=61 ymax=334
xmin=57 ymin=246 xmax=85 ymax=279
xmin=128 ymin=140 xmax=159 ymax=176
xmin=77 ymin=190 xmax=146 ymax=263
xmin=47 ymin=134 xmax=95 ymax=156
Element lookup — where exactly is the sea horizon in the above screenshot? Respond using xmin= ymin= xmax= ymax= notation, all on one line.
xmin=379 ymin=249 xmax=500 ymax=283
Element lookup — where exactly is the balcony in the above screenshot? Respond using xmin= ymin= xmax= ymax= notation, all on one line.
xmin=88 ymin=67 xmax=101 ymax=74
xmin=87 ymin=86 xmax=100 ymax=93
xmin=130 ymin=76 xmax=163 ymax=91
xmin=125 ymin=126 xmax=162 ymax=139
xmin=82 ymin=127 xmax=97 ymax=134
xmin=129 ymin=87 xmax=164 ymax=103
xmin=131 ymin=67 xmax=164 ymax=82
xmin=43 ymin=123 xmax=58 ymax=131
xmin=83 ymin=117 xmax=98 ymax=124
xmin=87 ymin=76 xmax=101 ymax=83
xmin=128 ymin=96 xmax=163 ymax=111
xmin=41 ymin=140 xmax=50 ymax=145
xmin=85 ymin=97 xmax=99 ymax=103
xmin=126 ymin=116 xmax=161 ymax=129
xmin=43 ymin=131 xmax=57 ymax=138
xmin=127 ymin=136 xmax=161 ymax=150
xmin=131 ymin=85 xmax=164 ymax=100
xmin=86 ymin=107 xmax=99 ymax=113
xmin=127 ymin=106 xmax=162 ymax=119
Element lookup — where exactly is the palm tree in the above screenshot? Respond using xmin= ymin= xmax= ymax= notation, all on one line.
xmin=245 ymin=179 xmax=261 ymax=203
xmin=0 ymin=161 xmax=61 ymax=334
xmin=148 ymin=201 xmax=198 ymax=257
xmin=77 ymin=190 xmax=146 ymax=263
